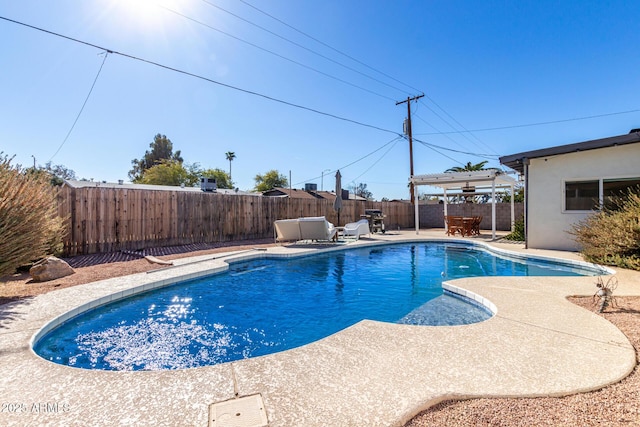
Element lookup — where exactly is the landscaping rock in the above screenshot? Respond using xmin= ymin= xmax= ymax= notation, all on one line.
xmin=29 ymin=256 xmax=75 ymax=282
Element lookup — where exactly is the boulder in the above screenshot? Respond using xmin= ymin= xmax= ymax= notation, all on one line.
xmin=29 ymin=256 xmax=75 ymax=282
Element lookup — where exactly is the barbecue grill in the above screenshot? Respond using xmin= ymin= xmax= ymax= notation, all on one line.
xmin=361 ymin=209 xmax=386 ymax=233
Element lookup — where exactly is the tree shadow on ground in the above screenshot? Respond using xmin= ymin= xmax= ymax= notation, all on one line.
xmin=0 ymin=296 xmax=35 ymax=329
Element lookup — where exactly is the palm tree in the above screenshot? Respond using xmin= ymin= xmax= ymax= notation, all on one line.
xmin=225 ymin=151 xmax=236 ymax=180
xmin=445 ymin=160 xmax=489 ymax=173
xmin=445 ymin=160 xmax=498 ymax=203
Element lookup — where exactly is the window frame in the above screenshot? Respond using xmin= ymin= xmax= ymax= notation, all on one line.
xmin=563 ymin=179 xmax=600 ymax=212
xmin=563 ymin=175 xmax=640 ymax=213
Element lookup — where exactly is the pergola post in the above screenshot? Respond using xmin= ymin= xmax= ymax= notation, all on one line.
xmin=510 ymin=183 xmax=515 ymax=232
xmin=414 ymin=182 xmax=420 ymax=234
xmin=491 ymin=179 xmax=496 ymax=240
xmin=443 ymin=188 xmax=448 ymax=227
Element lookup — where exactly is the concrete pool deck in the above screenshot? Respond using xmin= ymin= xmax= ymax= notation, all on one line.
xmin=0 ymin=230 xmax=638 ymax=426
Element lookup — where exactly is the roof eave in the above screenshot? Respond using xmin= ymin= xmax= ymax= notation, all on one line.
xmin=500 ymin=131 xmax=640 ymax=173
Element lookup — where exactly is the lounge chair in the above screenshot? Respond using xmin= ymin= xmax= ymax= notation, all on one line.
xmin=342 ymin=219 xmax=370 ymax=240
xmin=274 ymin=219 xmax=302 ymax=243
xmin=298 ymin=216 xmax=337 ymax=242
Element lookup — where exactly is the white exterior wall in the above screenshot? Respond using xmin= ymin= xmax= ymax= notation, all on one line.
xmin=527 ymin=143 xmax=640 ymax=251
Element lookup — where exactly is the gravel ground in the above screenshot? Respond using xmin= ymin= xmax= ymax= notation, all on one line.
xmin=0 ymin=239 xmax=276 ymax=305
xmin=1 ymin=243 xmax=638 ymax=426
xmin=405 ymin=296 xmax=640 ymax=427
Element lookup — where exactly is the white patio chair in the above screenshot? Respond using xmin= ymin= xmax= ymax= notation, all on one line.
xmin=342 ymin=219 xmax=370 ymax=240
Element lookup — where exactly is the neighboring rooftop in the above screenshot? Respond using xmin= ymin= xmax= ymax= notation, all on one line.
xmin=63 ymin=180 xmax=259 ymax=196
xmin=262 ymin=187 xmax=367 ymax=201
xmin=500 ymin=129 xmax=640 ymax=174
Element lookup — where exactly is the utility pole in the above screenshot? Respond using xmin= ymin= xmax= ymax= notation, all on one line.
xmin=396 ymin=94 xmax=424 ymax=204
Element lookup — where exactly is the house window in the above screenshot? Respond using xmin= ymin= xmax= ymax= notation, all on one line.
xmin=565 ymin=180 xmax=599 ymax=211
xmin=603 ymin=178 xmax=640 ymax=209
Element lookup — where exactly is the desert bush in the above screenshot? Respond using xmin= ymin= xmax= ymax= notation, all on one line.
xmin=570 ymin=188 xmax=640 ymax=270
xmin=0 ymin=154 xmax=66 ymax=276
xmin=503 ymin=216 xmax=525 ymax=241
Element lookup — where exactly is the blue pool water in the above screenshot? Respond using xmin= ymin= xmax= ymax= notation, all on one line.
xmin=34 ymin=242 xmax=602 ymax=371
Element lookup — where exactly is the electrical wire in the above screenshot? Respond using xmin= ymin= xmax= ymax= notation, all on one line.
xmin=415 ymin=100 xmax=495 ymax=156
xmin=412 ymin=137 xmax=499 ymax=159
xmin=410 ymin=136 xmax=465 ymax=166
xmin=420 ymin=96 xmax=499 ymax=154
xmin=415 ymin=108 xmax=640 ymax=135
xmin=198 ymin=0 xmax=412 ymax=99
xmin=234 ymin=0 xmax=496 ymax=156
xmin=0 ymin=16 xmax=400 ymax=137
xmin=160 ymin=5 xmax=397 ymax=102
xmin=350 ymin=139 xmax=399 ymax=184
xmin=293 ymin=135 xmax=402 ymax=186
xmin=49 ymin=51 xmax=109 ymax=161
xmin=413 ymin=111 xmax=486 ymax=158
xmin=238 ymin=0 xmax=639 ymax=162
xmin=237 ymin=0 xmax=422 ymax=95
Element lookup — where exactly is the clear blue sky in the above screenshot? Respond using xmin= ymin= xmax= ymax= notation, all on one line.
xmin=2 ymin=0 xmax=639 ymax=200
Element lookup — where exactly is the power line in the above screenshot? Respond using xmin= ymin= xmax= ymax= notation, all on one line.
xmin=415 ymin=108 xmax=640 ymax=135
xmin=49 ymin=51 xmax=109 ymax=161
xmin=0 ymin=15 xmax=400 ymax=137
xmin=350 ymin=139 xmax=399 ymax=184
xmin=197 ymin=0 xmax=412 ymax=99
xmin=410 ymin=136 xmax=465 ymax=166
xmin=294 ymin=136 xmax=402 ymax=186
xmin=414 ymin=100 xmax=496 ymax=156
xmin=413 ymin=111 xmax=485 ymax=158
xmin=237 ymin=0 xmax=422 ymax=95
xmin=412 ymin=137 xmax=499 ymax=159
xmin=160 ymin=5 xmax=397 ymax=101
xmin=418 ymin=97 xmax=499 ymax=155
xmin=231 ymin=0 xmax=496 ymax=156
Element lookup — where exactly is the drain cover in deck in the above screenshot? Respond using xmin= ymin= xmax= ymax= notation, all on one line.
xmin=209 ymin=394 xmax=268 ymax=427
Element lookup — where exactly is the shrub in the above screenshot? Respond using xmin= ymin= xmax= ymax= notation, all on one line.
xmin=570 ymin=188 xmax=640 ymax=271
xmin=0 ymin=154 xmax=66 ymax=276
xmin=503 ymin=216 xmax=525 ymax=241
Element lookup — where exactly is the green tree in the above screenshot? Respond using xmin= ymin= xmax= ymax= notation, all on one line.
xmin=138 ymin=160 xmax=196 ymax=186
xmin=23 ymin=162 xmax=77 ymax=186
xmin=351 ymin=183 xmax=373 ymax=200
xmin=0 ymin=153 xmax=65 ymax=275
xmin=445 ymin=161 xmax=499 ymax=203
xmin=445 ymin=160 xmax=491 ymax=173
xmin=499 ymin=186 xmax=525 ymax=203
xmin=201 ymin=168 xmax=233 ymax=189
xmin=225 ymin=151 xmax=236 ymax=181
xmin=42 ymin=161 xmax=77 ymax=186
xmin=129 ymin=134 xmax=183 ymax=182
xmin=254 ymin=170 xmax=288 ymax=192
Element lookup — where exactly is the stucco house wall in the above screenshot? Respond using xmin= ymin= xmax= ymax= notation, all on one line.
xmin=527 ymin=143 xmax=640 ymax=251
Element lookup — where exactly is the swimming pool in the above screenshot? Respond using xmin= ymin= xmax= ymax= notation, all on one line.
xmin=34 ymin=242 xmax=604 ymax=371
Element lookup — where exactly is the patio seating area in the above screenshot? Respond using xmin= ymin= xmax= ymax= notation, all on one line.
xmin=445 ymin=215 xmax=482 ymax=237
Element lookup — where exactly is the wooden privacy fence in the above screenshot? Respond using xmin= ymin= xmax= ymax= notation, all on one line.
xmin=56 ymin=186 xmax=415 ymax=256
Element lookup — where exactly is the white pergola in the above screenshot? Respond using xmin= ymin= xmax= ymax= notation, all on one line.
xmin=410 ymin=170 xmax=519 ymax=240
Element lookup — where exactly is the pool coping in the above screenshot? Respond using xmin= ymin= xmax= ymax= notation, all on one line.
xmin=1 ymin=231 xmax=638 ymax=426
